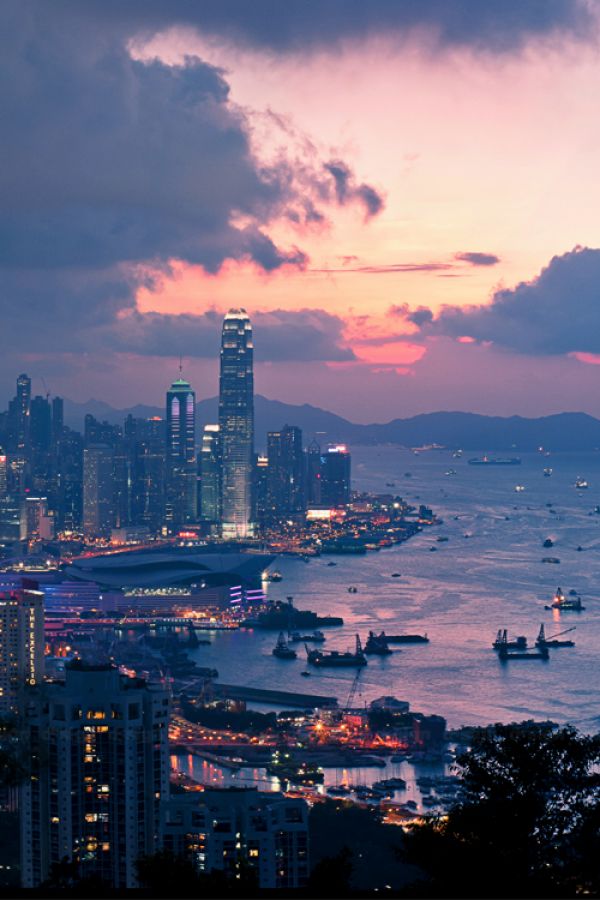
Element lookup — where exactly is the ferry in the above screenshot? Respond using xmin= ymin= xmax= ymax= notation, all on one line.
xmin=544 ymin=587 xmax=585 ymax=611
xmin=272 ymin=632 xmax=297 ymax=660
xmin=468 ymin=456 xmax=521 ymax=466
xmin=288 ymin=630 xmax=326 ymax=643
xmin=264 ymin=571 xmax=283 ymax=582
xmin=306 ymin=635 xmax=367 ymax=667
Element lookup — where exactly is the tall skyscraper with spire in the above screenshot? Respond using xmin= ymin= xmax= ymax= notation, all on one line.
xmin=165 ymin=368 xmax=197 ymax=530
xmin=219 ymin=310 xmax=254 ymax=538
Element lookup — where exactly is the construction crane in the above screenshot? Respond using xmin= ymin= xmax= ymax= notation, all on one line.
xmin=344 ymin=668 xmax=363 ymax=711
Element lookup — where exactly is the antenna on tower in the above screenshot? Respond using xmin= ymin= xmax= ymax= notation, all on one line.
xmin=179 ymin=356 xmax=183 ymax=377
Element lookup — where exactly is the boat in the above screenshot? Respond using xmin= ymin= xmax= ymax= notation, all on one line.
xmin=244 ymin=598 xmax=344 ymax=630
xmin=385 ymin=633 xmax=429 ymax=644
xmin=575 ymin=477 xmax=589 ymax=489
xmin=437 ymin=535 xmax=449 ymax=542
xmin=542 ymin=538 xmax=554 ymax=548
xmin=272 ymin=632 xmax=297 ymax=659
xmin=289 ymin=630 xmax=326 ymax=643
xmin=385 ymin=482 xmax=396 ymax=487
xmin=514 ymin=485 xmax=525 ymax=492
xmin=544 ymin=587 xmax=585 ymax=611
xmin=543 ymin=468 xmax=553 ymax=477
xmin=300 ymin=671 xmax=311 ymax=677
xmin=306 ymin=635 xmax=367 ymax=668
xmin=264 ymin=571 xmax=283 ymax=582
xmin=493 ymin=629 xmax=527 ymax=651
xmin=326 ymin=561 xmax=337 ymax=567
xmin=364 ymin=631 xmax=393 ymax=656
xmin=535 ymin=623 xmax=575 ymax=648
xmin=541 ymin=557 xmax=560 ymax=564
xmin=498 ymin=644 xmax=549 ymax=661
xmin=391 ymin=572 xmax=401 ymax=578
xmin=348 ymin=586 xmax=358 ymax=594
xmin=468 ymin=456 xmax=521 ymax=466
xmin=445 ymin=469 xmax=457 ymax=476
xmin=374 ymin=776 xmax=407 ymax=790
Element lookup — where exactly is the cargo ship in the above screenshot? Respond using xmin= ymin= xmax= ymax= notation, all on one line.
xmin=306 ymin=635 xmax=367 ymax=667
xmin=385 ymin=633 xmax=429 ymax=644
xmin=468 ymin=456 xmax=521 ymax=466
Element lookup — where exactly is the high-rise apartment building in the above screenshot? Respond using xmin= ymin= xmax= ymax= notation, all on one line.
xmin=0 ymin=451 xmax=7 ymax=498
xmin=0 ymin=579 xmax=44 ymax=716
xmin=305 ymin=439 xmax=322 ymax=505
xmin=199 ymin=424 xmax=221 ymax=524
xmin=161 ymin=788 xmax=309 ymax=890
xmin=165 ymin=376 xmax=197 ymax=530
xmin=83 ymin=445 xmax=114 ymax=538
xmin=266 ymin=425 xmax=304 ymax=520
xmin=219 ymin=310 xmax=254 ymax=539
xmin=20 ymin=661 xmax=170 ymax=889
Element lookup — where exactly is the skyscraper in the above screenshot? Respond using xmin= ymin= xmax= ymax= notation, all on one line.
xmin=165 ymin=375 xmax=197 ymax=529
xmin=199 ymin=424 xmax=221 ymax=525
xmin=266 ymin=425 xmax=305 ymax=521
xmin=0 ymin=579 xmax=44 ymax=717
xmin=320 ymin=445 xmax=351 ymax=506
xmin=15 ymin=373 xmax=31 ymax=457
xmin=83 ymin=445 xmax=114 ymax=538
xmin=219 ymin=310 xmax=254 ymax=539
xmin=20 ymin=661 xmax=170 ymax=889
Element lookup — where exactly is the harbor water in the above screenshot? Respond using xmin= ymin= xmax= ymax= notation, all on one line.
xmin=186 ymin=447 xmax=600 ymax=733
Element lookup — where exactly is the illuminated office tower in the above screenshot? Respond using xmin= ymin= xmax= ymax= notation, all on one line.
xmin=320 ymin=445 xmax=351 ymax=506
xmin=83 ymin=445 xmax=114 ymax=538
xmin=199 ymin=424 xmax=221 ymax=524
xmin=165 ymin=375 xmax=197 ymax=529
xmin=15 ymin=373 xmax=31 ymax=457
xmin=19 ymin=661 xmax=170 ymax=889
xmin=219 ymin=310 xmax=254 ymax=538
xmin=266 ymin=426 xmax=304 ymax=520
xmin=0 ymin=579 xmax=44 ymax=717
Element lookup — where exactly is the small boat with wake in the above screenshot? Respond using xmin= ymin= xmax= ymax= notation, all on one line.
xmin=289 ymin=630 xmax=326 ymax=643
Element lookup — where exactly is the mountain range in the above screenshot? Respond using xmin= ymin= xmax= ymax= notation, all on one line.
xmin=61 ymin=396 xmax=600 ymax=451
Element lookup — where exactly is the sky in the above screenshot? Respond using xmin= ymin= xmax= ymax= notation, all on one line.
xmin=3 ymin=0 xmax=600 ymax=422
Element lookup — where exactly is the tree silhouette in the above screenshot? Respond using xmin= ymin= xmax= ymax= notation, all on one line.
xmin=402 ymin=721 xmax=600 ymax=898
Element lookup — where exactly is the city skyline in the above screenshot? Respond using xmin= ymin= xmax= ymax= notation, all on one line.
xmin=4 ymin=2 xmax=600 ymax=420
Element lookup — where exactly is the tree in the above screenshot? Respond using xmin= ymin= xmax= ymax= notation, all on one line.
xmin=402 ymin=721 xmax=600 ymax=898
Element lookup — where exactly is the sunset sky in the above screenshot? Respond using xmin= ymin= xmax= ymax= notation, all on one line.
xmin=4 ymin=1 xmax=600 ymax=421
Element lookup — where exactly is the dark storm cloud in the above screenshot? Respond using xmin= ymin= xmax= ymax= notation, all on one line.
xmin=0 ymin=1 xmax=381 ymax=363
xmin=46 ymin=0 xmax=595 ymax=54
xmin=406 ymin=247 xmax=600 ymax=355
xmin=454 ymin=252 xmax=501 ymax=267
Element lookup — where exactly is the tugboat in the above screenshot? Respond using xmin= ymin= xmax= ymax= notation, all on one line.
xmin=364 ymin=631 xmax=393 ymax=655
xmin=264 ymin=570 xmax=283 ymax=582
xmin=272 ymin=632 xmax=297 ymax=659
xmin=306 ymin=635 xmax=367 ymax=667
xmin=544 ymin=587 xmax=585 ymax=611
xmin=493 ymin=629 xmax=528 ymax=651
xmin=535 ymin=624 xmax=575 ymax=648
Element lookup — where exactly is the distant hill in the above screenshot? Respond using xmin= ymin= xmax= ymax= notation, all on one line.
xmin=62 ymin=397 xmax=600 ymax=451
